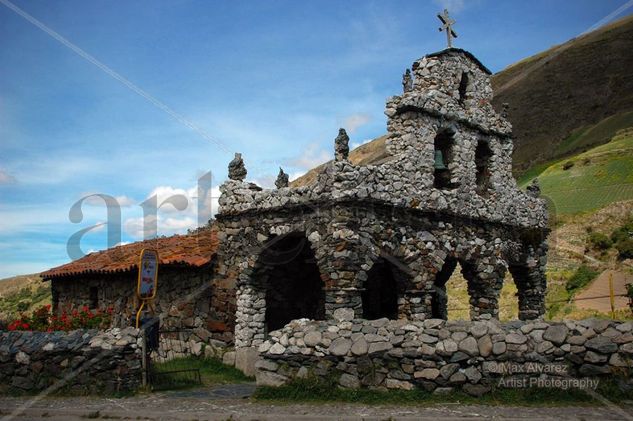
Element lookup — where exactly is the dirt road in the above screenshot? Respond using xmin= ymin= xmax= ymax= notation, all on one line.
xmin=576 ymin=269 xmax=632 ymax=312
xmin=1 ymin=384 xmax=632 ymax=421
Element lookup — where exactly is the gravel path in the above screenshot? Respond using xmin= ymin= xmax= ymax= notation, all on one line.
xmin=1 ymin=384 xmax=632 ymax=421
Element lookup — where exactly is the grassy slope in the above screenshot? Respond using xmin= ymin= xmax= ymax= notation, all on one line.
xmin=0 ymin=274 xmax=51 ymax=320
xmin=522 ymin=128 xmax=633 ymax=215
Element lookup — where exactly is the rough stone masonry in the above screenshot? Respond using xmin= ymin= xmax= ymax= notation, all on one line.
xmin=0 ymin=328 xmax=143 ymax=394
xmin=215 ymin=48 xmax=551 ymax=379
xmin=255 ymin=313 xmax=633 ymax=393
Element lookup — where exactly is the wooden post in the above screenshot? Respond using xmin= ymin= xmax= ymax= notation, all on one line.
xmin=609 ymin=272 xmax=615 ymax=319
xmin=141 ymin=328 xmax=148 ymax=388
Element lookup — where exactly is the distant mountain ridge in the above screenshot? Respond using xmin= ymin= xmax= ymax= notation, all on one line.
xmin=492 ymin=13 xmax=633 ymax=172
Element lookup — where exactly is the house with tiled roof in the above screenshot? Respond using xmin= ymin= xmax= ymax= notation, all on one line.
xmin=40 ymin=227 xmax=235 ymax=344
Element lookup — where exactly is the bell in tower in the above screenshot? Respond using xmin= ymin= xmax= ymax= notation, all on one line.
xmin=434 ymin=149 xmax=447 ymax=170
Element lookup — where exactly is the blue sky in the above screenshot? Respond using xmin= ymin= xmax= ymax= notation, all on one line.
xmin=0 ymin=0 xmax=631 ymax=278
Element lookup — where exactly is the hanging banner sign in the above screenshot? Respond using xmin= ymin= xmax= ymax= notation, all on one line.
xmin=137 ymin=249 xmax=159 ymax=300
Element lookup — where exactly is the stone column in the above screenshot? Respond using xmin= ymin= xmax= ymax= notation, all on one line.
xmin=461 ymin=259 xmax=506 ymax=320
xmin=319 ymin=213 xmax=365 ymax=319
xmin=510 ymin=243 xmax=547 ymax=320
xmin=320 ymin=252 xmax=363 ymax=319
xmin=405 ymin=265 xmax=434 ymax=321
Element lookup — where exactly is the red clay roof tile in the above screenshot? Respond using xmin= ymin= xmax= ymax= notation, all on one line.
xmin=41 ymin=227 xmax=218 ymax=280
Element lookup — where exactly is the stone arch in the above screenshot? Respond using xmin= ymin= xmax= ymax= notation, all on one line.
xmin=428 ymin=244 xmax=507 ymax=321
xmin=253 ymin=232 xmax=326 ymax=333
xmin=505 ymin=239 xmax=548 ymax=320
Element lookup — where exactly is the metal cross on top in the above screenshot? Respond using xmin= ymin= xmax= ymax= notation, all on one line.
xmin=437 ymin=9 xmax=458 ymax=48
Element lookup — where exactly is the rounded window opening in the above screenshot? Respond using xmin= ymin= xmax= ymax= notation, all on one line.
xmin=362 ymin=258 xmax=399 ymax=320
xmin=259 ymin=233 xmax=325 ymax=332
xmin=458 ymin=72 xmax=470 ymax=105
xmin=433 ymin=129 xmax=457 ymax=190
xmin=475 ymin=139 xmax=493 ymax=196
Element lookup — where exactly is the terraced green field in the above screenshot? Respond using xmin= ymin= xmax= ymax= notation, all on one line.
xmin=520 ymin=128 xmax=633 ymax=215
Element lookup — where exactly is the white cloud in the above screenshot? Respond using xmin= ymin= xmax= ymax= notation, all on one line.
xmin=289 ymin=170 xmax=306 ymax=182
xmin=124 ymin=215 xmax=158 ymax=239
xmin=286 ymin=143 xmax=331 ymax=170
xmin=0 ymin=169 xmax=16 ymax=184
xmin=145 ymin=186 xmax=191 ymax=214
xmin=252 ymin=175 xmax=276 ymax=189
xmin=350 ymin=138 xmax=373 ymax=150
xmin=124 ymin=215 xmax=197 ymax=240
xmin=122 ymin=179 xmax=221 ymax=240
xmin=81 ymin=194 xmax=135 ymax=208
xmin=342 ymin=113 xmax=372 ymax=134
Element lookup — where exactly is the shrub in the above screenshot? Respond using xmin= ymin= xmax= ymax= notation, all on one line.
xmin=16 ymin=301 xmax=30 ymax=312
xmin=615 ymin=238 xmax=633 ymax=260
xmin=565 ymin=265 xmax=599 ymax=293
xmin=587 ymin=232 xmax=612 ymax=251
xmin=6 ymin=304 xmax=113 ymax=332
xmin=611 ymin=219 xmax=633 ymax=243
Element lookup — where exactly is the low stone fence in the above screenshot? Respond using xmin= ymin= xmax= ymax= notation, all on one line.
xmin=255 ymin=310 xmax=633 ymax=395
xmin=150 ymin=329 xmax=230 ymax=362
xmin=0 ymin=328 xmax=143 ymax=394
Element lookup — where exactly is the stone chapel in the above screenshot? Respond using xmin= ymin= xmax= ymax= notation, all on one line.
xmin=216 ymin=47 xmax=549 ymax=351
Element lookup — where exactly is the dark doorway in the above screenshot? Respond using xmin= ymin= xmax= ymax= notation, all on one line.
xmin=260 ymin=234 xmax=325 ymax=332
xmin=89 ymin=286 xmax=98 ymax=309
xmin=362 ymin=259 xmax=399 ymax=320
xmin=430 ymin=258 xmax=457 ymax=319
xmin=475 ymin=139 xmax=492 ymax=195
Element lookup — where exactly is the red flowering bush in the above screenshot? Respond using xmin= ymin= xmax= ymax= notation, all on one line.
xmin=7 ymin=304 xmax=113 ymax=332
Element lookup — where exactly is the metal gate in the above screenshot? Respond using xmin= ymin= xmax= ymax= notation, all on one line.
xmin=144 ymin=328 xmax=202 ymax=390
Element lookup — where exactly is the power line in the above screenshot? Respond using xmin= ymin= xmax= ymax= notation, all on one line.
xmin=0 ymin=0 xmax=230 ymax=154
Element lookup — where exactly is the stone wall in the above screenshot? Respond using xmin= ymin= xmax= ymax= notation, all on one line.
xmin=51 ymin=264 xmax=235 ymax=344
xmin=0 ymin=328 xmax=142 ymax=394
xmin=255 ymin=313 xmax=633 ymax=395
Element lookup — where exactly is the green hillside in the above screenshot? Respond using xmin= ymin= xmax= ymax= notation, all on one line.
xmin=492 ymin=14 xmax=633 ymax=173
xmin=0 ymin=274 xmax=51 ymax=322
xmin=521 ymin=128 xmax=633 ymax=215
xmin=554 ymin=110 xmax=633 ymax=158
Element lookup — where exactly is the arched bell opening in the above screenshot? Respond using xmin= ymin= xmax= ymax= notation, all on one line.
xmin=475 ymin=139 xmax=493 ymax=196
xmin=433 ymin=129 xmax=457 ymax=190
xmin=458 ymin=71 xmax=470 ymax=105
